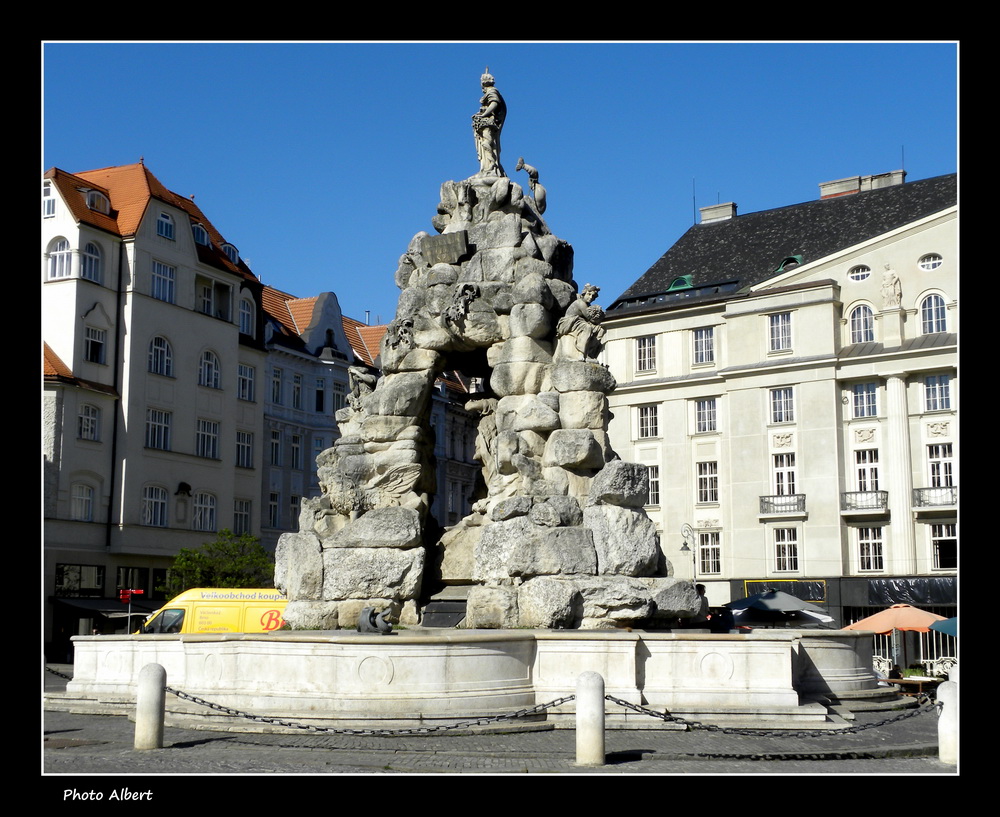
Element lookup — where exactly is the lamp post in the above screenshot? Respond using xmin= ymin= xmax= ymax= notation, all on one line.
xmin=680 ymin=523 xmax=697 ymax=581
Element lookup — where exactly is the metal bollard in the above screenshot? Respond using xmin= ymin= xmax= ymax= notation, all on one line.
xmin=937 ymin=678 xmax=957 ymax=765
xmin=575 ymin=671 xmax=605 ymax=767
xmin=134 ymin=663 xmax=167 ymax=750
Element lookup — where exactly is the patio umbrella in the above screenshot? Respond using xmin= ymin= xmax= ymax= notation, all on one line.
xmin=929 ymin=617 xmax=957 ymax=637
xmin=843 ymin=604 xmax=946 ymax=634
xmin=725 ymin=590 xmax=833 ymax=628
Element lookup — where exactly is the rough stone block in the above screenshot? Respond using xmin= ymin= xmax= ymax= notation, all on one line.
xmin=549 ymin=360 xmax=617 ymax=394
xmin=583 ymin=504 xmax=659 ymax=576
xmin=588 ymin=460 xmax=649 ymax=508
xmin=322 ymin=546 xmax=425 ymax=601
xmin=542 ymin=428 xmax=604 ymax=470
xmin=465 ymin=585 xmax=519 ymax=629
xmin=324 ymin=507 xmax=423 ymax=549
xmin=274 ymin=531 xmax=325 ymax=601
xmin=517 ymin=577 xmax=581 ymax=628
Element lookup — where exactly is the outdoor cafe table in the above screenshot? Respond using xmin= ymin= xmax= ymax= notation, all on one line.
xmin=892 ymin=677 xmax=942 ymax=697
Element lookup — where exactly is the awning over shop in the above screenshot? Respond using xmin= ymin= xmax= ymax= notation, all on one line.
xmin=50 ymin=597 xmax=159 ymax=618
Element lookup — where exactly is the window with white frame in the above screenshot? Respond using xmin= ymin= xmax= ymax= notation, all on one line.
xmin=233 ymin=499 xmax=252 ymax=535
xmin=43 ymin=181 xmax=56 ymax=217
xmin=84 ymin=326 xmax=106 ymax=364
xmin=192 ymin=492 xmax=217 ymax=532
xmin=315 ymin=378 xmax=326 ymax=413
xmin=196 ymin=419 xmax=220 ymax=459
xmin=699 ymin=531 xmax=721 ymax=574
xmin=852 ymin=383 xmax=877 ymax=418
xmin=270 ymin=430 xmax=282 ymax=465
xmin=928 ymin=443 xmax=954 ymax=488
xmin=236 ymin=430 xmax=254 ymax=468
xmin=199 ymin=282 xmax=214 ymax=315
xmin=693 ymin=327 xmax=715 ymax=364
xmin=86 ymin=190 xmax=110 ymax=214
xmin=268 ymin=492 xmax=280 ymax=528
xmin=855 ymin=449 xmax=880 ymax=492
xmin=636 ymin=336 xmax=656 ymax=372
xmin=638 ymin=405 xmax=659 ymax=439
xmin=222 ymin=244 xmax=239 ymax=265
xmin=774 ymin=528 xmax=799 ymax=571
xmin=695 ymin=398 xmax=717 ymax=433
xmin=931 ymin=523 xmax=956 ymax=570
xmin=769 ymin=387 xmax=794 ymax=423
xmin=848 ymin=265 xmax=871 ymax=281
xmin=291 ymin=435 xmax=302 ymax=470
xmin=920 ymin=294 xmax=947 ymax=334
xmin=292 ymin=374 xmax=303 ymax=409
xmin=151 ymin=261 xmax=175 ymax=303
xmin=333 ymin=382 xmax=348 ymax=412
xmin=290 ymin=495 xmax=301 ymax=527
xmin=156 ymin=211 xmax=175 ymax=240
xmin=237 ymin=364 xmax=255 ymax=401
xmin=647 ymin=465 xmax=660 ymax=506
xmin=77 ymin=404 xmax=101 ymax=441
xmin=81 ymin=242 xmax=102 ymax=283
xmin=141 ymin=485 xmax=169 ymax=527
xmin=239 ymin=297 xmax=255 ymax=336
xmin=271 ymin=368 xmax=283 ymax=404
xmin=773 ymin=453 xmax=797 ymax=496
xmin=924 ymin=374 xmax=951 ymax=411
xmin=858 ymin=527 xmax=884 ymax=571
xmin=71 ymin=483 xmax=95 ymax=522
xmin=192 ymin=223 xmax=210 ymax=245
xmin=697 ymin=461 xmax=719 ymax=503
xmin=919 ymin=254 xmax=943 ymax=271
xmin=849 ymin=304 xmax=875 ymax=343
xmin=145 ymin=408 xmax=171 ymax=450
xmin=47 ymin=238 xmax=71 ymax=279
xmin=768 ymin=312 xmax=792 ymax=352
xmin=199 ymin=351 xmax=221 ymax=389
xmin=148 ymin=336 xmax=173 ymax=376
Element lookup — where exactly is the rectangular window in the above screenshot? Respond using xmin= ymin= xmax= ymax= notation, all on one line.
xmin=647 ymin=465 xmax=660 ymax=506
xmin=769 ymin=387 xmax=794 ymax=423
xmin=196 ymin=419 xmax=220 ymax=459
xmin=773 ymin=453 xmax=796 ymax=496
xmin=233 ymin=499 xmax=252 ymax=536
xmin=151 ymin=261 xmax=176 ymax=303
xmin=237 ymin=364 xmax=255 ymax=402
xmin=54 ymin=563 xmax=105 ymax=597
xmin=932 ymin=523 xmax=957 ymax=570
xmin=78 ymin=404 xmax=101 ymax=441
xmin=695 ymin=398 xmax=717 ymax=433
xmin=271 ymin=368 xmax=283 ymax=404
xmin=270 ymin=430 xmax=282 ymax=466
xmin=638 ymin=405 xmax=659 ymax=439
xmin=774 ymin=528 xmax=799 ymax=571
xmin=769 ymin=312 xmax=792 ymax=351
xmin=928 ymin=443 xmax=954 ymax=487
xmin=156 ymin=212 xmax=174 ymax=240
xmin=924 ymin=375 xmax=951 ymax=411
xmin=315 ymin=378 xmax=326 ymax=413
xmin=199 ymin=283 xmax=214 ymax=315
xmin=291 ymin=435 xmax=302 ymax=470
xmin=858 ymin=527 xmax=884 ymax=571
xmin=852 ymin=383 xmax=878 ymax=418
xmin=71 ymin=483 xmax=94 ymax=522
xmin=855 ymin=449 xmax=880 ymax=492
xmin=142 ymin=485 xmax=168 ymax=527
xmin=84 ymin=327 xmax=106 ymax=364
xmin=43 ymin=182 xmax=56 ymax=217
xmin=332 ymin=382 xmax=348 ymax=412
xmin=636 ymin=336 xmax=656 ymax=372
xmin=693 ymin=327 xmax=715 ymax=364
xmin=292 ymin=374 xmax=303 ymax=409
xmin=290 ymin=495 xmax=301 ymax=528
xmin=236 ymin=430 xmax=254 ymax=468
xmin=268 ymin=492 xmax=280 ymax=528
xmin=145 ymin=408 xmax=171 ymax=450
xmin=697 ymin=461 xmax=719 ymax=503
xmin=192 ymin=492 xmax=217 ymax=532
xmin=699 ymin=531 xmax=721 ymax=574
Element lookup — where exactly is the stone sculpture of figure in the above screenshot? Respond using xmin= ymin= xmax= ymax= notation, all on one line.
xmin=385 ymin=317 xmax=414 ymax=350
xmin=444 ymin=283 xmax=480 ymax=330
xmin=555 ymin=283 xmax=606 ymax=362
xmin=515 ymin=156 xmax=547 ymax=214
xmin=472 ymin=68 xmax=506 ymax=177
xmin=347 ymin=366 xmax=378 ymax=410
xmin=881 ymin=266 xmax=901 ymax=308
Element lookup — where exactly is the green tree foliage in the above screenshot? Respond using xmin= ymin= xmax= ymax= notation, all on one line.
xmin=163 ymin=530 xmax=275 ymax=595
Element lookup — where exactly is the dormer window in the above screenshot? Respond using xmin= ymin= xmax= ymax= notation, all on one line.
xmin=43 ymin=181 xmax=55 ymax=217
xmin=85 ymin=190 xmax=110 ymax=214
xmin=156 ymin=211 xmax=175 ymax=240
xmin=222 ymin=243 xmax=239 ymax=265
xmin=192 ymin=223 xmax=210 ymax=246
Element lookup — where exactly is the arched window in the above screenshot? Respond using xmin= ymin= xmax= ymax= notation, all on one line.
xmin=919 ymin=254 xmax=943 ymax=271
xmin=148 ymin=336 xmax=173 ymax=376
xmin=47 ymin=238 xmax=71 ymax=279
xmin=199 ymin=351 xmax=221 ymax=388
xmin=192 ymin=492 xmax=217 ymax=532
xmin=192 ymin=223 xmax=210 ymax=245
xmin=80 ymin=242 xmax=102 ymax=283
xmin=239 ymin=297 xmax=255 ymax=336
xmin=921 ymin=294 xmax=947 ymax=334
xmin=850 ymin=304 xmax=875 ymax=343
xmin=156 ymin=211 xmax=175 ymax=240
xmin=222 ymin=243 xmax=239 ymax=265
xmin=141 ymin=485 xmax=169 ymax=527
xmin=848 ymin=265 xmax=871 ymax=281
xmin=86 ymin=190 xmax=110 ymax=214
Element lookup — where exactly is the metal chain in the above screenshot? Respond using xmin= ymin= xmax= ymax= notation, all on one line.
xmin=603 ymin=693 xmax=941 ymax=737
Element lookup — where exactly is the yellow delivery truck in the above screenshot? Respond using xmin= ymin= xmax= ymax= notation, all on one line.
xmin=138 ymin=588 xmax=287 ymax=634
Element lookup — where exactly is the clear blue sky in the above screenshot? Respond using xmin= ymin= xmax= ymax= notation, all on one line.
xmin=42 ymin=42 xmax=958 ymax=325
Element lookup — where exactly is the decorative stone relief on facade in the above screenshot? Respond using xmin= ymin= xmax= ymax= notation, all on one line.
xmin=927 ymin=422 xmax=950 ymax=437
xmin=274 ymin=72 xmax=696 ymax=630
xmin=772 ymin=433 xmax=794 ymax=448
xmin=854 ymin=428 xmax=876 ymax=444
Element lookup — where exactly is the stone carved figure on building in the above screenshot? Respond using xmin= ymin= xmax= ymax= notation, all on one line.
xmin=347 ymin=365 xmax=378 ymax=410
xmin=472 ymin=68 xmax=506 ymax=177
xmin=881 ymin=266 xmax=901 ymax=308
xmin=515 ymin=156 xmax=547 ymax=214
xmin=555 ymin=283 xmax=606 ymax=362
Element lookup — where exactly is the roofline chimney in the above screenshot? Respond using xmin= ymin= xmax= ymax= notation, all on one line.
xmin=819 ymin=170 xmax=906 ymax=199
xmin=699 ymin=202 xmax=737 ymax=224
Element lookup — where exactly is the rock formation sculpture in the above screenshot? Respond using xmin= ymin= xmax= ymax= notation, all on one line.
xmin=275 ymin=71 xmax=697 ymax=630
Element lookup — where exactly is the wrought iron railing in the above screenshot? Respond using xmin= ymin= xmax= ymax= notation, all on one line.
xmin=912 ymin=486 xmax=957 ymax=507
xmin=840 ymin=490 xmax=889 ymax=511
xmin=759 ymin=494 xmax=806 ymax=514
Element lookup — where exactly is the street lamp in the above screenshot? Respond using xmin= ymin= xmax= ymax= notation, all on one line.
xmin=680 ymin=523 xmax=697 ymax=580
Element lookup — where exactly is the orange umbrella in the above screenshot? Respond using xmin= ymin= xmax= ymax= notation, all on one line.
xmin=843 ymin=603 xmax=946 ymax=634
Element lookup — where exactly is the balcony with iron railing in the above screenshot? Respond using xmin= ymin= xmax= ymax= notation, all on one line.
xmin=759 ymin=493 xmax=806 ymax=516
xmin=841 ymin=490 xmax=889 ymax=515
xmin=913 ymin=485 xmax=957 ymax=510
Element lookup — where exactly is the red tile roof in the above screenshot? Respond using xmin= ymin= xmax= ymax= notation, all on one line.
xmin=43 ymin=343 xmax=118 ymax=396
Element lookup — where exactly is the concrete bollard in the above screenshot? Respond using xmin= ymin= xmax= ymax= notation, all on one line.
xmin=575 ymin=671 xmax=605 ymax=767
xmin=937 ymin=678 xmax=957 ymax=765
xmin=134 ymin=663 xmax=167 ymax=750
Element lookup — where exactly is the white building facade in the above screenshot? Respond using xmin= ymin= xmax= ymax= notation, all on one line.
xmin=603 ymin=172 xmax=957 ymax=627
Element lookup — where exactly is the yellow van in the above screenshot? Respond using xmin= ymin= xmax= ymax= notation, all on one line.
xmin=138 ymin=588 xmax=287 ymax=635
